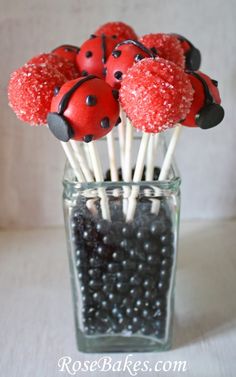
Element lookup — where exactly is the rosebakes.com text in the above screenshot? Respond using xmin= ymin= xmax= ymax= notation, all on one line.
xmin=58 ymin=355 xmax=188 ymax=375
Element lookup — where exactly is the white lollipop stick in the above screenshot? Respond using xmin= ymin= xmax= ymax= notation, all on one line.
xmin=151 ymin=124 xmax=182 ymax=214
xmin=159 ymin=124 xmax=182 ymax=181
xmin=88 ymin=141 xmax=111 ymax=221
xmin=70 ymin=140 xmax=94 ymax=182
xmin=106 ymin=130 xmax=118 ymax=181
xmin=145 ymin=134 xmax=155 ymax=181
xmin=126 ymin=133 xmax=150 ymax=222
xmin=83 ymin=143 xmax=93 ymax=173
xmin=60 ymin=142 xmax=85 ymax=182
xmin=123 ymin=118 xmax=133 ymax=216
xmin=124 ymin=118 xmax=133 ymax=182
xmin=118 ymin=109 xmax=126 ymax=177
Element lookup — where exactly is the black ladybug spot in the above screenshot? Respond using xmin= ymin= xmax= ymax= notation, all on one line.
xmin=76 ymin=47 xmax=81 ymax=54
xmin=103 ymin=67 xmax=107 ymax=76
xmin=53 ymin=86 xmax=60 ymax=96
xmin=86 ymin=95 xmax=97 ymax=106
xmin=81 ymin=70 xmax=88 ymax=77
xmin=211 ymin=79 xmax=218 ymax=87
xmin=114 ymin=71 xmax=123 ymax=80
xmin=100 ymin=117 xmax=110 ymax=129
xmin=134 ymin=54 xmax=144 ymax=62
xmin=112 ymin=89 xmax=119 ymax=100
xmin=85 ymin=51 xmax=93 ymax=58
xmin=115 ymin=116 xmax=121 ymax=126
xmin=150 ymin=47 xmax=158 ymax=55
xmin=112 ymin=50 xmax=122 ymax=58
xmin=83 ymin=134 xmax=93 ymax=143
xmin=112 ymin=35 xmax=118 ymax=39
xmin=90 ymin=34 xmax=96 ymax=39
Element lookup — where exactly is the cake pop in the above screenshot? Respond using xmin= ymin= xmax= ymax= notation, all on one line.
xmin=105 ymin=40 xmax=156 ymax=89
xmin=182 ymin=71 xmax=224 ymax=129
xmin=120 ymin=58 xmax=194 ymax=133
xmin=94 ymin=22 xmax=138 ymax=44
xmin=27 ymin=53 xmax=79 ymax=80
xmin=47 ymin=75 xmax=120 ymax=142
xmin=76 ymin=35 xmax=118 ymax=79
xmin=171 ymin=34 xmax=201 ymax=71
xmin=8 ymin=64 xmax=67 ymax=125
xmin=52 ymin=45 xmax=80 ymax=63
xmin=139 ymin=33 xmax=185 ymax=69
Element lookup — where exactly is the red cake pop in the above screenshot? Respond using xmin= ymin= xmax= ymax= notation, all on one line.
xmin=52 ymin=45 xmax=80 ymax=64
xmin=8 ymin=64 xmax=67 ymax=125
xmin=105 ymin=40 xmax=156 ymax=89
xmin=182 ymin=71 xmax=224 ymax=129
xmin=94 ymin=22 xmax=138 ymax=44
xmin=171 ymin=34 xmax=201 ymax=71
xmin=139 ymin=33 xmax=185 ymax=69
xmin=75 ymin=35 xmax=118 ymax=79
xmin=27 ymin=53 xmax=79 ymax=80
xmin=120 ymin=58 xmax=194 ymax=133
xmin=47 ymin=75 xmax=120 ymax=142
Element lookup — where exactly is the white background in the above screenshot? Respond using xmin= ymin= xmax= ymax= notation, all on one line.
xmin=0 ymin=0 xmax=236 ymax=228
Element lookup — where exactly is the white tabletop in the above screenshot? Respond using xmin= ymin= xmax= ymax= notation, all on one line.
xmin=0 ymin=221 xmax=236 ymax=377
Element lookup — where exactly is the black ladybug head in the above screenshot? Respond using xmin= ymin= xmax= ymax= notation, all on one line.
xmin=196 ymin=104 xmax=225 ymax=129
xmin=190 ymin=72 xmax=224 ymax=129
xmin=185 ymin=47 xmax=201 ymax=71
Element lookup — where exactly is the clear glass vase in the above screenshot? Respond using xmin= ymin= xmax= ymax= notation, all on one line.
xmin=63 ymin=136 xmax=181 ymax=353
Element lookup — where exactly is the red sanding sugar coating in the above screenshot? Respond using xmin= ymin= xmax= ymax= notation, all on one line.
xmin=94 ymin=22 xmax=138 ymax=43
xmin=8 ymin=64 xmax=67 ymax=125
xmin=120 ymin=58 xmax=194 ymax=133
xmin=27 ymin=53 xmax=79 ymax=80
xmin=139 ymin=34 xmax=185 ymax=69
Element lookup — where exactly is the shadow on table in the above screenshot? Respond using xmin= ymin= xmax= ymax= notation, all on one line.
xmin=172 ymin=221 xmax=236 ymax=349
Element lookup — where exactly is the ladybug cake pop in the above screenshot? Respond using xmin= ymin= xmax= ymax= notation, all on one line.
xmin=120 ymin=58 xmax=194 ymax=133
xmin=105 ymin=40 xmax=156 ymax=89
xmin=76 ymin=35 xmax=118 ymax=79
xmin=47 ymin=75 xmax=120 ymax=142
xmin=182 ymin=71 xmax=224 ymax=129
xmin=139 ymin=33 xmax=185 ymax=69
xmin=52 ymin=45 xmax=80 ymax=64
xmin=171 ymin=34 xmax=201 ymax=71
xmin=8 ymin=64 xmax=67 ymax=125
xmin=94 ymin=21 xmax=138 ymax=44
xmin=27 ymin=53 xmax=79 ymax=80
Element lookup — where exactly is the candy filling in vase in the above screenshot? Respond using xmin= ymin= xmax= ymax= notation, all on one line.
xmin=63 ymin=135 xmax=181 ymax=353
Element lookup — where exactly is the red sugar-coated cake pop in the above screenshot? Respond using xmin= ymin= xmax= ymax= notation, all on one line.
xmin=8 ymin=64 xmax=67 ymax=125
xmin=171 ymin=34 xmax=201 ymax=71
xmin=139 ymin=33 xmax=185 ymax=69
xmin=76 ymin=35 xmax=118 ymax=79
xmin=105 ymin=40 xmax=156 ymax=89
xmin=181 ymin=71 xmax=224 ymax=129
xmin=47 ymin=75 xmax=120 ymax=142
xmin=52 ymin=45 xmax=80 ymax=64
xmin=120 ymin=58 xmax=194 ymax=133
xmin=27 ymin=53 xmax=79 ymax=80
xmin=94 ymin=22 xmax=138 ymax=44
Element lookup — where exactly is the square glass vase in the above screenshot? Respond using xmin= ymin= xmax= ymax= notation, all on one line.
xmin=63 ymin=136 xmax=181 ymax=353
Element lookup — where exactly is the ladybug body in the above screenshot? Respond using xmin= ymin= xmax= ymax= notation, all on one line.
xmin=182 ymin=71 xmax=224 ymax=129
xmin=52 ymin=45 xmax=80 ymax=63
xmin=76 ymin=35 xmax=118 ymax=79
xmin=47 ymin=76 xmax=120 ymax=142
xmin=94 ymin=22 xmax=138 ymax=44
xmin=172 ymin=34 xmax=201 ymax=71
xmin=105 ymin=40 xmax=156 ymax=89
